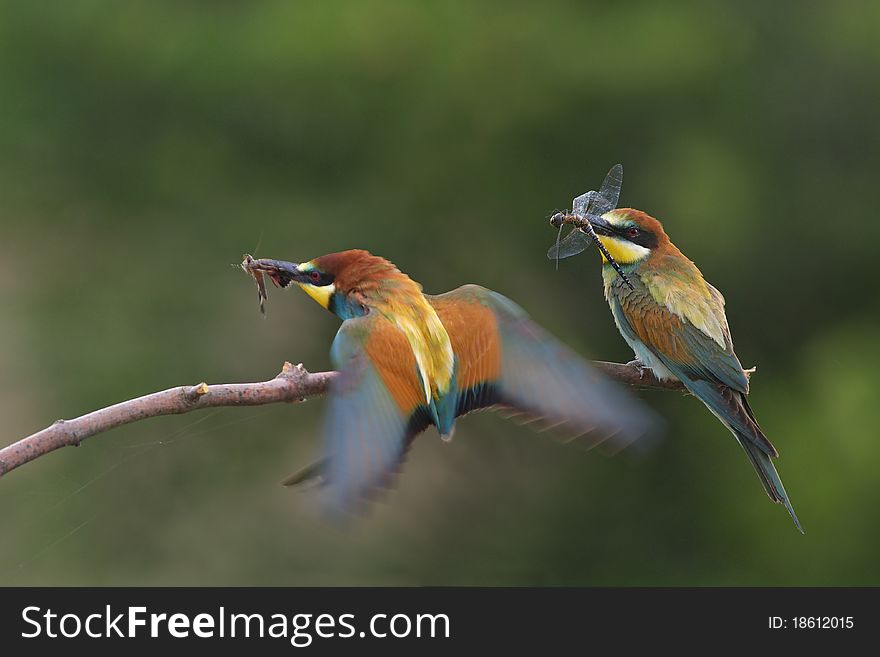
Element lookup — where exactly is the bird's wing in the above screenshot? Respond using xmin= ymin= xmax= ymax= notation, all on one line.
xmin=286 ymin=314 xmax=431 ymax=515
xmin=430 ymin=285 xmax=657 ymax=452
xmin=611 ymin=288 xmax=776 ymax=457
xmin=640 ymin=259 xmax=733 ymax=351
xmin=615 ymin=276 xmax=749 ymax=393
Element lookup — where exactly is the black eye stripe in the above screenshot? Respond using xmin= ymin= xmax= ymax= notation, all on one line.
xmin=305 ymin=271 xmax=335 ymax=287
xmin=614 ymin=226 xmax=658 ymax=249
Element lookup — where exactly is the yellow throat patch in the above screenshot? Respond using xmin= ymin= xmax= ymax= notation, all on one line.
xmin=596 ymin=234 xmax=651 ymax=265
xmin=298 ymin=282 xmax=335 ymax=309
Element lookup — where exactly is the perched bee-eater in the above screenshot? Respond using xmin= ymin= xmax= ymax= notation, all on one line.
xmin=580 ymin=209 xmax=802 ymax=531
xmin=245 ymin=250 xmax=654 ymax=515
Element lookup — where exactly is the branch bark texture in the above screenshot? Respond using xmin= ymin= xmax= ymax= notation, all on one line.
xmin=0 ymin=360 xmax=682 ymax=478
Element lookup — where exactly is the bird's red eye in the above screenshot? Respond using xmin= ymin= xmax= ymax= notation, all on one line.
xmin=627 ymin=227 xmax=640 ymax=238
xmin=309 ymin=271 xmax=321 ymax=282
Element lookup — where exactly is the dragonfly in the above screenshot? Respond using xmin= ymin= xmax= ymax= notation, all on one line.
xmin=546 ymin=164 xmax=634 ymax=290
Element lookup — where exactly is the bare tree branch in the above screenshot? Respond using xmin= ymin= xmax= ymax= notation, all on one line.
xmin=0 ymin=363 xmax=337 ymax=478
xmin=0 ymin=360 xmax=683 ymax=479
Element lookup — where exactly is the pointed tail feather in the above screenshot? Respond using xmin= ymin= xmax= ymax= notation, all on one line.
xmin=737 ymin=435 xmax=803 ymax=533
xmin=681 ymin=378 xmax=800 ymax=531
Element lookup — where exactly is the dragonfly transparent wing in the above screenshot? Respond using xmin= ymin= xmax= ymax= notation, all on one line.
xmin=547 ymin=226 xmax=593 ymax=260
xmin=572 ymin=190 xmax=599 ymax=217
xmin=596 ymin=163 xmax=623 ymax=211
xmin=574 ymin=164 xmax=623 ymax=218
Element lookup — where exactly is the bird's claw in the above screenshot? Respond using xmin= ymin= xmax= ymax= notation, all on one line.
xmin=626 ymin=359 xmax=647 ymax=380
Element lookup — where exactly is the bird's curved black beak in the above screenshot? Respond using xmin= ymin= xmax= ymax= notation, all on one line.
xmin=262 ymin=259 xmax=301 ymax=287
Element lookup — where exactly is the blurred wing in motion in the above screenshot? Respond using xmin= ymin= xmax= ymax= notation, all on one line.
xmin=289 ymin=280 xmax=658 ymax=517
xmin=286 ymin=315 xmax=431 ymax=517
xmin=431 ymin=284 xmax=659 ymax=452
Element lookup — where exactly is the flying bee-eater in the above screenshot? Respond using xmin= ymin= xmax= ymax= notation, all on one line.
xmin=579 ymin=209 xmax=802 ymax=531
xmin=243 ymin=250 xmax=655 ymax=515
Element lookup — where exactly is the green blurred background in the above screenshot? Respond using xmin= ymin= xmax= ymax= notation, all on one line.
xmin=1 ymin=1 xmax=878 ymax=585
